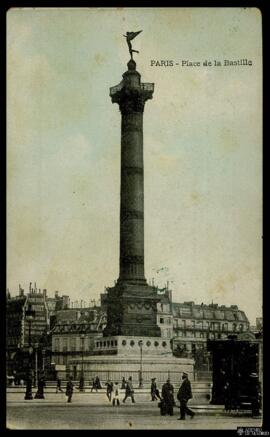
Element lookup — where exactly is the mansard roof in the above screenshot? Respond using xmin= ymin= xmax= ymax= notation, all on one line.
xmin=171 ymin=302 xmax=249 ymax=323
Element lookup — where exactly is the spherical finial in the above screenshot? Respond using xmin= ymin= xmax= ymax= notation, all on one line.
xmin=127 ymin=59 xmax=136 ymax=71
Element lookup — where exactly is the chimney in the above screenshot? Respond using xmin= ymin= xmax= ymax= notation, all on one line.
xmin=29 ymin=282 xmax=32 ymax=293
xmin=55 ymin=291 xmax=59 ymax=298
xmin=43 ymin=289 xmax=47 ymax=297
xmin=39 ymin=288 xmax=41 ymax=294
xmin=34 ymin=282 xmax=37 ymax=292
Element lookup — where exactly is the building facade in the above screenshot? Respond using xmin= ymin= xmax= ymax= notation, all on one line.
xmin=51 ymin=307 xmax=106 ymax=379
xmin=6 ymin=284 xmax=49 ymax=377
xmin=6 ymin=284 xmax=71 ymax=379
xmin=7 ymin=284 xmax=252 ymax=379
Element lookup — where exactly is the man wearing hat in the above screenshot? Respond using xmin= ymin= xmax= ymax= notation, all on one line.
xmin=177 ymin=373 xmax=195 ymax=420
xmin=249 ymin=373 xmax=261 ymax=417
xmin=150 ymin=378 xmax=161 ymax=401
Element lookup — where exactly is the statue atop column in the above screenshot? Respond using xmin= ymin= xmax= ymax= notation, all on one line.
xmin=123 ymin=30 xmax=142 ymax=59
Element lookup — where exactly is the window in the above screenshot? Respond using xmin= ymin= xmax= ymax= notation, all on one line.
xmin=160 ymin=318 xmax=164 ymax=324
xmin=222 ymin=323 xmax=228 ymax=331
xmin=70 ymin=338 xmax=76 ymax=352
xmin=80 ymin=337 xmax=85 ymax=350
xmin=54 ymin=338 xmax=59 ymax=352
xmin=63 ymin=338 xmax=68 ymax=352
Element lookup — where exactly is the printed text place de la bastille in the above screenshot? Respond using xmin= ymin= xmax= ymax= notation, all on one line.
xmin=150 ymin=59 xmax=253 ymax=67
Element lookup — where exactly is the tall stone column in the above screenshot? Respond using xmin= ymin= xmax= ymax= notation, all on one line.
xmin=104 ymin=59 xmax=161 ymax=337
xmin=111 ymin=59 xmax=153 ymax=284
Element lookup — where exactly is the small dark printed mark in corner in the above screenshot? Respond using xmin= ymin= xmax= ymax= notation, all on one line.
xmin=129 ymin=422 xmax=132 ymax=427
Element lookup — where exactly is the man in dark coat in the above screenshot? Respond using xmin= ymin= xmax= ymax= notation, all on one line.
xmin=151 ymin=378 xmax=161 ymax=401
xmin=177 ymin=373 xmax=195 ymax=420
xmin=249 ymin=373 xmax=261 ymax=417
xmin=95 ymin=376 xmax=102 ymax=389
xmin=161 ymin=379 xmax=175 ymax=415
xmin=24 ymin=370 xmax=33 ymax=400
xmin=121 ymin=377 xmax=127 ymax=389
xmin=66 ymin=376 xmax=74 ymax=403
xmin=106 ymin=380 xmax=113 ymax=401
xmin=56 ymin=376 xmax=63 ymax=393
xmin=34 ymin=374 xmax=46 ymax=399
xmin=122 ymin=376 xmax=135 ymax=403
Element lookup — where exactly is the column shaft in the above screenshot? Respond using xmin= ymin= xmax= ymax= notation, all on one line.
xmin=119 ymin=112 xmax=145 ymax=282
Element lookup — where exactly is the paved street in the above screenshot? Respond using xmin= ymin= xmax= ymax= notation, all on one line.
xmin=7 ymin=399 xmax=262 ymax=430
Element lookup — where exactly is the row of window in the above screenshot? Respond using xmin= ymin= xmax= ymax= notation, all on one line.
xmin=54 ymin=337 xmax=93 ymax=352
xmin=95 ymin=339 xmax=169 ymax=349
xmin=96 ymin=340 xmax=118 ymax=348
xmin=172 ymin=319 xmax=246 ymax=331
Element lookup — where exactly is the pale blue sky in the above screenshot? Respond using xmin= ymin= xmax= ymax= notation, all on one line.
xmin=7 ymin=8 xmax=262 ymax=323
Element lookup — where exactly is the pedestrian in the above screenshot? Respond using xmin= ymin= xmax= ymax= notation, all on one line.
xmin=111 ymin=382 xmax=120 ymax=406
xmin=90 ymin=377 xmax=97 ymax=392
xmin=95 ymin=376 xmax=102 ymax=389
xmin=224 ymin=380 xmax=232 ymax=412
xmin=121 ymin=377 xmax=126 ymax=389
xmin=122 ymin=376 xmax=135 ymax=403
xmin=34 ymin=374 xmax=46 ymax=399
xmin=161 ymin=379 xmax=175 ymax=416
xmin=66 ymin=376 xmax=74 ymax=403
xmin=56 ymin=376 xmax=63 ymax=393
xmin=24 ymin=371 xmax=33 ymax=400
xmin=177 ymin=372 xmax=195 ymax=420
xmin=151 ymin=378 xmax=161 ymax=401
xmin=106 ymin=380 xmax=113 ymax=401
xmin=249 ymin=373 xmax=261 ymax=417
xmin=79 ymin=375 xmax=85 ymax=392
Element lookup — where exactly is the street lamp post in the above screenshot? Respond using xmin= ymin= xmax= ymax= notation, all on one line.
xmin=42 ymin=348 xmax=46 ymax=371
xmin=24 ymin=305 xmax=35 ymax=400
xmin=34 ymin=343 xmax=39 ymax=387
xmin=79 ymin=334 xmax=85 ymax=392
xmin=138 ymin=340 xmax=143 ymax=388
